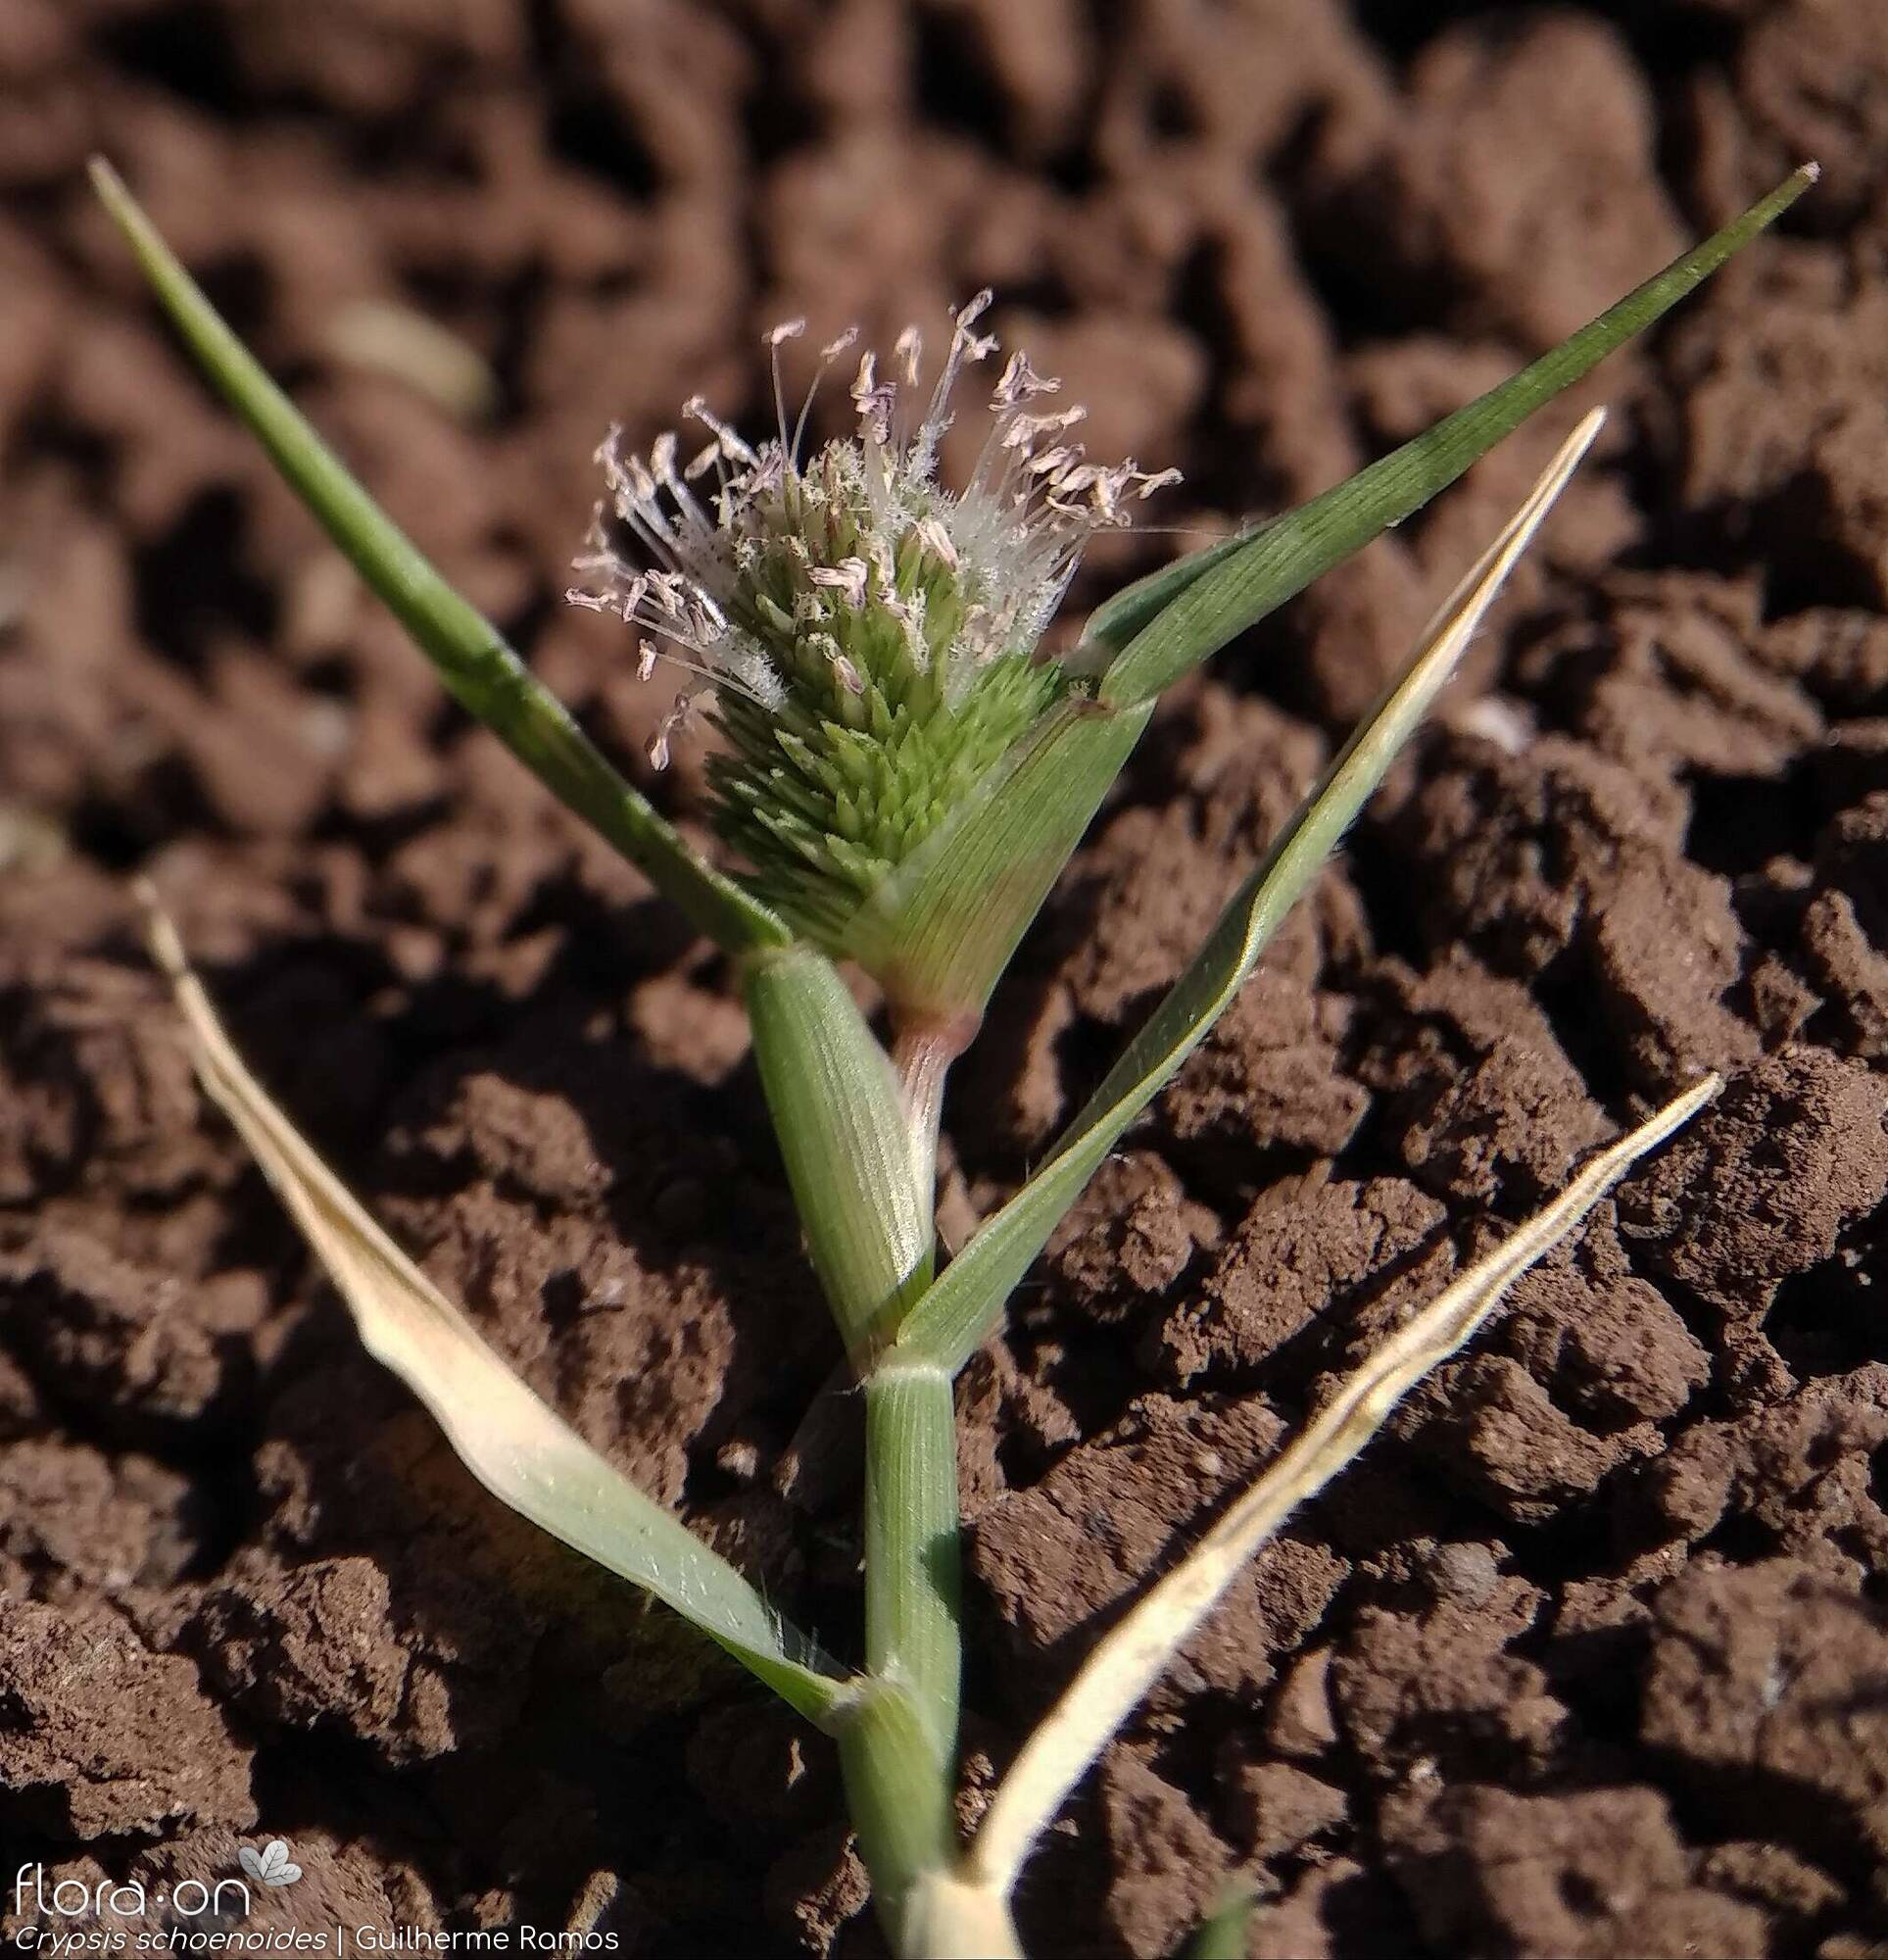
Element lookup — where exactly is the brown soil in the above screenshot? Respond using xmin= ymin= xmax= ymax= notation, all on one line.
xmin=3 ymin=2 xmax=1888 ymax=1955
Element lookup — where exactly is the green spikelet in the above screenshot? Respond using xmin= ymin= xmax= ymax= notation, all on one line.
xmin=702 ymin=444 xmax=1065 ymax=943
xmin=570 ymin=301 xmax=1175 ymax=960
xmin=711 ymin=654 xmax=1061 ymax=947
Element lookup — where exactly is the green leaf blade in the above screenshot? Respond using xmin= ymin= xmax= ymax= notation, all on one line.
xmin=91 ymin=158 xmax=789 ymax=956
xmin=896 ymin=414 xmax=1607 ymax=1377
xmin=1089 ymin=166 xmax=1816 ymax=706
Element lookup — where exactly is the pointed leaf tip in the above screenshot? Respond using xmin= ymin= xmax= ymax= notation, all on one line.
xmin=894 ymin=415 xmax=1603 ymax=1378
xmin=959 ymin=1072 xmax=1720 ymax=1905
xmin=92 ymin=160 xmax=789 ymax=956
xmin=1088 ymin=167 xmax=1815 ymax=706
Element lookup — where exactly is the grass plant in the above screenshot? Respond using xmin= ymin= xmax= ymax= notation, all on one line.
xmin=92 ymin=155 xmax=1814 ymax=1957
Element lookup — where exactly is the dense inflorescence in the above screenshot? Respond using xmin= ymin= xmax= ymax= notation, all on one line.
xmin=568 ymin=293 xmax=1177 ymax=946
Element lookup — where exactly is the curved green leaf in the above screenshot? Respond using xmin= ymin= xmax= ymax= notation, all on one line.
xmin=92 ymin=158 xmax=789 ymax=956
xmin=895 ymin=412 xmax=1607 ymax=1376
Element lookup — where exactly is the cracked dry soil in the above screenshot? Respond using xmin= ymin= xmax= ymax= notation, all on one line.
xmin=3 ymin=1 xmax=1888 ymax=1954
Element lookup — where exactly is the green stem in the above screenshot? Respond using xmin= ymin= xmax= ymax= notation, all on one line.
xmin=892 ymin=1012 xmax=976 ymax=1204
xmin=863 ymin=1360 xmax=962 ymax=1763
xmin=742 ymin=944 xmax=965 ymax=1944
xmin=839 ymin=1680 xmax=960 ymax=1951
xmin=848 ymin=1362 xmax=964 ymax=1949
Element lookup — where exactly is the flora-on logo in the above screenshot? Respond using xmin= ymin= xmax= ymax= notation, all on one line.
xmin=236 ymin=1841 xmax=302 ymax=1889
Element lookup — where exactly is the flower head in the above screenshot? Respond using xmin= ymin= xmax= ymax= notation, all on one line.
xmin=568 ymin=292 xmax=1178 ymax=947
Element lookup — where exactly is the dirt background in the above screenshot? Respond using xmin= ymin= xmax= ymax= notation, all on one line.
xmin=3 ymin=1 xmax=1888 ymax=1954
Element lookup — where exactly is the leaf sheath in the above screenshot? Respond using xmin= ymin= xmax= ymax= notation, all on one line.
xmin=742 ymin=946 xmax=935 ymax=1355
